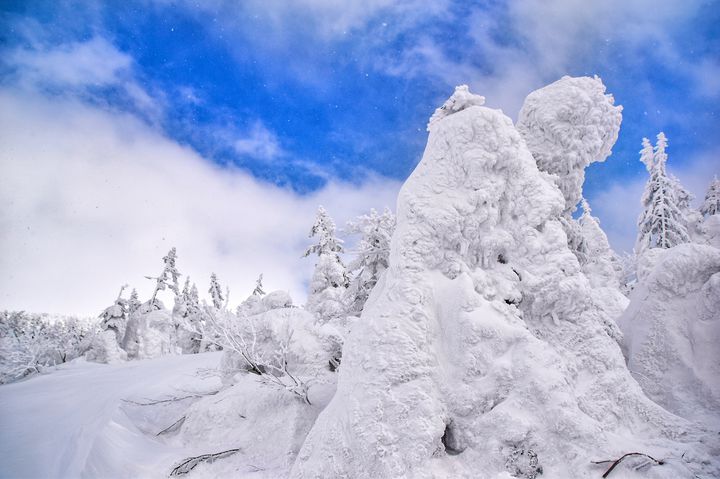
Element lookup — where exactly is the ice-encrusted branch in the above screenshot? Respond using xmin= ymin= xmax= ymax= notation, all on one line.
xmin=205 ymin=310 xmax=313 ymax=405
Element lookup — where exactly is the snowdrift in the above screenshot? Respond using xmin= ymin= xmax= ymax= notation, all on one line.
xmin=619 ymin=244 xmax=720 ymax=426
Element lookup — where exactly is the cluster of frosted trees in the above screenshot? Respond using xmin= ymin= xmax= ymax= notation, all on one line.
xmin=0 ymin=312 xmax=96 ymax=383
xmin=629 ymin=132 xmax=720 ymax=285
xmin=78 ymin=207 xmax=395 ymax=378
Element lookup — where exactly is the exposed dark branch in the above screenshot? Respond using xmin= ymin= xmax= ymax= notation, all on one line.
xmin=156 ymin=416 xmax=186 ymax=436
xmin=169 ymin=448 xmax=240 ymax=476
xmin=592 ymin=452 xmax=665 ymax=478
xmin=121 ymin=390 xmax=219 ymax=406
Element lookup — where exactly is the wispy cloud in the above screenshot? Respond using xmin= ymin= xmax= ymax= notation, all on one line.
xmin=1 ymin=36 xmax=164 ymax=122
xmin=233 ymin=121 xmax=284 ymax=161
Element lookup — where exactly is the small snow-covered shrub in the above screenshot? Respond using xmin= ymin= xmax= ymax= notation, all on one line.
xmin=208 ymin=306 xmax=332 ymax=404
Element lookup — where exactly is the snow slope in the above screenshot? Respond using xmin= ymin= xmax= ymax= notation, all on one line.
xmin=0 ymin=352 xmax=222 ymax=479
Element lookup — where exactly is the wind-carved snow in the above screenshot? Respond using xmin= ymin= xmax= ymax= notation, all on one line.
xmin=619 ymin=244 xmax=720 ymax=427
xmin=292 ymin=84 xmax=718 ymax=478
xmin=517 ymin=76 xmax=622 ymax=215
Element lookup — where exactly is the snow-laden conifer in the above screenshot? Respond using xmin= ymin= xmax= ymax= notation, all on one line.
xmin=99 ymin=284 xmax=129 ymax=344
xmin=252 ymin=274 xmax=266 ymax=296
xmin=208 ymin=273 xmax=225 ymax=310
xmin=304 ymin=206 xmax=349 ymax=324
xmin=145 ymin=247 xmax=180 ymax=310
xmin=635 ymin=133 xmax=690 ymax=252
xmin=128 ymin=288 xmax=141 ymax=315
xmin=344 ymin=207 xmax=395 ymax=315
xmin=701 ymin=176 xmax=720 ymax=217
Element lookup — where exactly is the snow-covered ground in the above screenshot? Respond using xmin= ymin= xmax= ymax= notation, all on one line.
xmin=0 ymin=352 xmax=224 ymax=479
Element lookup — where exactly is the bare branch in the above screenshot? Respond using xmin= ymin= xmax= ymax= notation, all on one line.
xmin=592 ymin=452 xmax=665 ymax=478
xmin=169 ymin=448 xmax=240 ymax=476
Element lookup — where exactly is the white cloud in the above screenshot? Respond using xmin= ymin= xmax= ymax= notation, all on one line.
xmin=3 ymin=37 xmax=163 ymax=120
xmin=233 ymin=121 xmax=284 ymax=161
xmin=0 ymin=88 xmax=401 ymax=316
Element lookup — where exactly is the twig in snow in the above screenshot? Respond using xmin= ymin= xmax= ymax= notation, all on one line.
xmin=156 ymin=415 xmax=186 ymax=436
xmin=121 ymin=390 xmax=219 ymax=406
xmin=592 ymin=452 xmax=665 ymax=478
xmin=169 ymin=448 xmax=240 ymax=476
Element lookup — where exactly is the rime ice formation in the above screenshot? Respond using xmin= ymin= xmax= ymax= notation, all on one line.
xmin=619 ymin=244 xmax=720 ymax=426
xmin=292 ymin=85 xmax=718 ymax=478
xmin=517 ymin=76 xmax=622 ymax=215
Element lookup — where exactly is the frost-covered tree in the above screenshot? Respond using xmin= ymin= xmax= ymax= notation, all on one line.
xmin=345 ymin=208 xmax=396 ymax=315
xmin=304 ymin=206 xmax=349 ymax=324
xmin=635 ymin=133 xmax=690 ymax=253
xmin=145 ymin=247 xmax=180 ymax=310
xmin=174 ymin=277 xmax=203 ymax=353
xmin=128 ymin=288 xmax=141 ymax=315
xmin=99 ymin=284 xmax=129 ymax=344
xmin=209 ymin=273 xmax=225 ymax=310
xmin=639 ymin=137 xmax=654 ymax=171
xmin=701 ymin=176 xmax=720 ymax=217
xmin=252 ymin=274 xmax=266 ymax=296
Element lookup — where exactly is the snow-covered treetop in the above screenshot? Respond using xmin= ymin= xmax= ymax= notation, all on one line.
xmin=146 ymin=247 xmax=181 ymax=306
xmin=636 ymin=133 xmax=690 ymax=252
xmin=252 ymin=274 xmax=266 ymax=296
xmin=517 ymin=75 xmax=622 ymax=214
xmin=701 ymin=176 xmax=720 ymax=217
xmin=639 ymin=137 xmax=654 ymax=171
xmin=304 ymin=206 xmax=344 ymax=257
xmin=208 ymin=272 xmax=224 ymax=310
xmin=427 ymin=84 xmax=486 ymax=130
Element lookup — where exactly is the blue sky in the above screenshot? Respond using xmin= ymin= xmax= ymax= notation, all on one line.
xmin=1 ymin=0 xmax=719 ymax=314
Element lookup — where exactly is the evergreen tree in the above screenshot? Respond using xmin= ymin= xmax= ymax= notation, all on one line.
xmin=639 ymin=137 xmax=654 ymax=171
xmin=345 ymin=208 xmax=396 ymax=315
xmin=252 ymin=274 xmax=266 ymax=296
xmin=99 ymin=284 xmax=129 ymax=344
xmin=188 ymin=283 xmax=201 ymax=316
xmin=209 ymin=273 xmax=225 ymax=310
xmin=304 ymin=206 xmax=349 ymax=323
xmin=145 ymin=247 xmax=181 ymax=309
xmin=128 ymin=288 xmax=141 ymax=315
xmin=700 ymin=176 xmax=720 ymax=217
xmin=635 ymin=133 xmax=690 ymax=252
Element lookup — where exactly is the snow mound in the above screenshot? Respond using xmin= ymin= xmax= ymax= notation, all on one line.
xmin=292 ymin=85 xmax=718 ymax=479
xmin=619 ymin=243 xmax=720 ymax=425
xmin=427 ymin=84 xmax=486 ymax=130
xmin=518 ymin=76 xmax=622 ymax=214
xmin=176 ymin=375 xmax=334 ymax=478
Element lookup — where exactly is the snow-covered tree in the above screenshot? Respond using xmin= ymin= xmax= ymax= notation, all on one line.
xmin=700 ymin=176 xmax=720 ymax=217
xmin=635 ymin=133 xmax=691 ymax=253
xmin=304 ymin=206 xmax=349 ymax=324
xmin=209 ymin=273 xmax=225 ymax=310
xmin=99 ymin=284 xmax=129 ymax=344
xmin=145 ymin=247 xmax=180 ymax=309
xmin=639 ymin=137 xmax=654 ymax=171
xmin=252 ymin=274 xmax=266 ymax=296
xmin=128 ymin=288 xmax=141 ymax=315
xmin=174 ymin=277 xmax=203 ymax=354
xmin=344 ymin=208 xmax=396 ymax=315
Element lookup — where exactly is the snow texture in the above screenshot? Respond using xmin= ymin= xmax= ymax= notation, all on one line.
xmin=517 ymin=76 xmax=622 ymax=215
xmin=619 ymin=243 xmax=720 ymax=426
xmin=292 ymin=84 xmax=718 ymax=479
